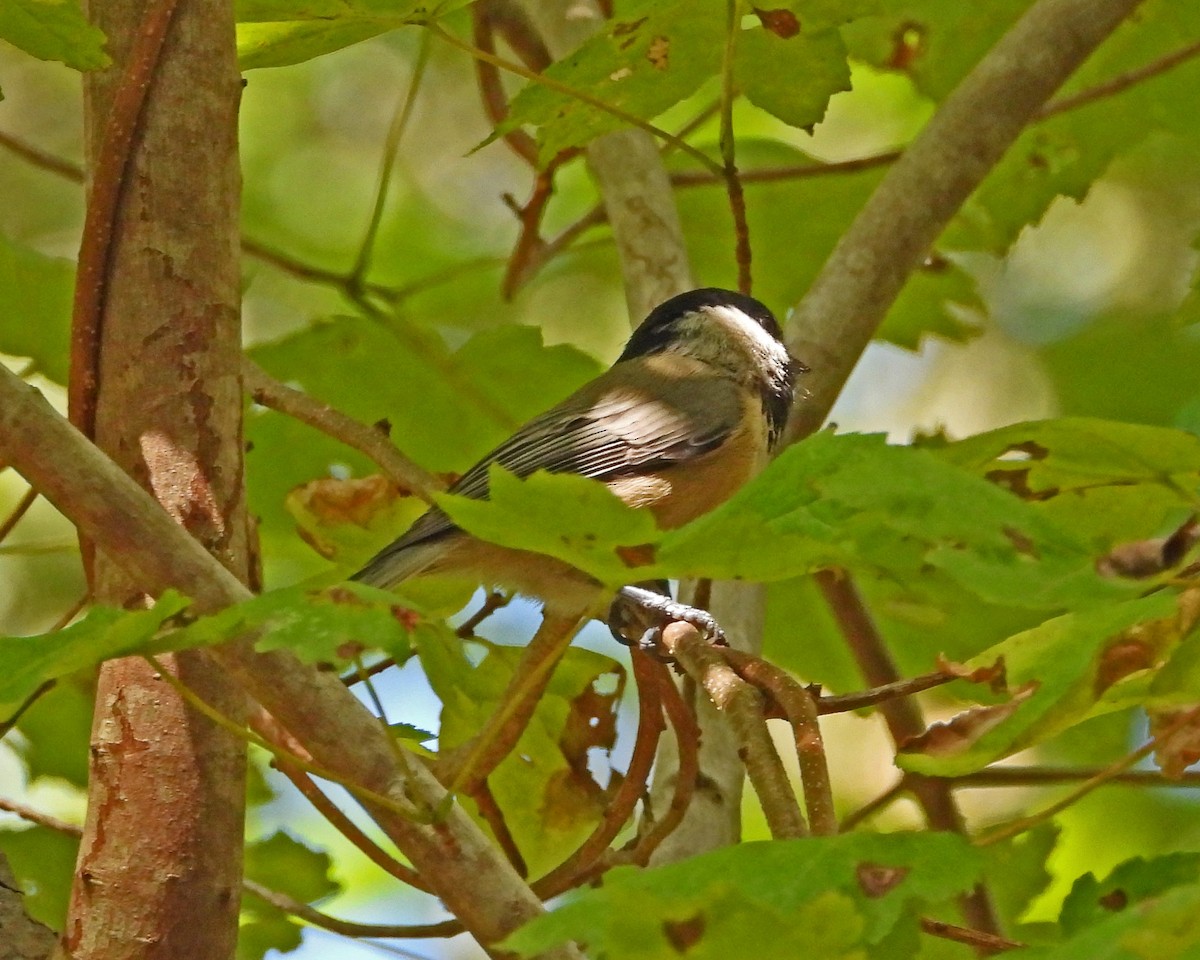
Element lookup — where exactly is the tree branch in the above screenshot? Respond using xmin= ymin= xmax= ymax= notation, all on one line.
xmin=723 ymin=649 xmax=837 ymax=835
xmin=242 ymin=359 xmax=442 ymax=504
xmin=783 ymin=0 xmax=1151 ymax=443
xmin=658 ymin=622 xmax=808 ymax=839
xmin=0 ymin=368 xmax=580 ymax=958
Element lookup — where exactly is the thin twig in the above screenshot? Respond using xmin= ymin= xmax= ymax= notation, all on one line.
xmin=672 ymin=150 xmax=904 ymax=188
xmin=243 ymin=879 xmax=457 ymax=939
xmin=718 ymin=0 xmax=751 ymax=293
xmin=485 ymin=0 xmax=552 ymax=72
xmin=976 ymin=704 xmax=1200 ymax=846
xmin=0 ymin=367 xmax=578 ymax=956
xmin=1037 ymin=37 xmax=1200 ymax=119
xmin=502 ymin=161 xmax=575 ymax=299
xmin=0 ymin=797 xmax=452 ymax=942
xmin=948 ymin=765 xmax=1200 ymax=788
xmin=51 ymin=595 xmax=90 ymax=632
xmin=145 ymin=654 xmax=429 ymax=825
xmin=242 ymin=358 xmax=442 ymax=503
xmin=920 ymin=917 xmax=1024 ymax=954
xmin=816 ymin=670 xmax=955 ymax=715
xmin=0 ymin=795 xmax=82 ymax=835
xmin=783 ymin=0 xmax=1152 ymax=443
xmin=0 ymin=487 xmax=38 ymax=544
xmin=0 ymin=680 xmax=57 ymax=739
xmin=471 ymin=779 xmax=528 ymax=876
xmin=505 ymin=206 xmax=608 ymax=294
xmin=659 ymin=621 xmax=808 ymax=839
xmin=0 ymin=130 xmax=84 ymax=182
xmin=455 ymin=591 xmax=512 ymax=638
xmin=472 ymin=4 xmax=539 ymax=165
xmin=722 ymin=649 xmax=837 ymax=835
xmin=671 ymin=100 xmax=721 ymax=147
xmin=340 ymin=654 xmax=411 ymax=687
xmin=622 ymin=659 xmax=701 ymax=866
xmin=441 ymin=611 xmax=588 ymax=795
xmin=280 ymin=769 xmax=428 ymax=890
xmin=349 ymin=34 xmax=432 ymax=287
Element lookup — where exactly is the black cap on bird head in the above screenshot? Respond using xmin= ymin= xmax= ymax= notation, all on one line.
xmin=617 ymin=287 xmax=801 ymax=449
xmin=618 ymin=287 xmax=785 ymax=362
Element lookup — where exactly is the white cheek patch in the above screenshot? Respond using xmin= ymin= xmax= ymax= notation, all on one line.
xmin=704 ymin=305 xmax=792 ymax=380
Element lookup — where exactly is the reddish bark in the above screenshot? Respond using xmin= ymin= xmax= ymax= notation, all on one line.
xmin=64 ymin=0 xmax=250 ymax=956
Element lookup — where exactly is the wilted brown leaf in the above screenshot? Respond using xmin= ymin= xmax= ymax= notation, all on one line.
xmin=901 ymin=683 xmax=1037 ymax=757
xmin=1097 ymin=515 xmax=1200 ymax=580
xmin=1151 ymin=707 xmax=1200 ymax=779
xmin=936 ymin=654 xmax=1007 ymax=691
xmin=1094 ymin=639 xmax=1157 ymax=695
xmin=292 ymin=475 xmax=400 ymax=527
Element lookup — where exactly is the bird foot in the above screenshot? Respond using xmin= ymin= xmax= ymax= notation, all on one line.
xmin=608 ymin=583 xmax=727 ymax=659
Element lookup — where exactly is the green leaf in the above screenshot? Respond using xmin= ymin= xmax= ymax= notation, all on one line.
xmin=0 ymin=233 xmax=74 ymax=384
xmin=847 ymin=1 xmax=1200 ymax=253
xmin=981 ymin=824 xmax=1058 ymax=931
xmin=504 ymin=833 xmax=981 ymax=959
xmin=953 ymin=0 xmax=1200 ymax=253
xmin=936 ymin=418 xmax=1200 ymax=555
xmin=0 ymin=593 xmax=191 ymax=716
xmin=1012 ymin=883 xmax=1200 ymax=960
xmin=236 ymin=919 xmax=302 ymax=960
xmin=239 ymin=832 xmax=338 ymax=960
xmin=435 ymin=466 xmax=660 ymax=590
xmin=0 ymin=825 xmax=79 ymax=928
xmin=237 ymin=20 xmax=396 ymax=70
xmin=1043 ymin=312 xmax=1200 ymax=426
xmin=898 ymin=590 xmax=1180 ymax=777
xmin=246 ymin=317 xmax=601 ymax=582
xmin=737 ymin=28 xmax=851 ymax=132
xmin=0 ymin=0 xmax=109 ymax=70
xmin=498 ymin=3 xmax=725 ymax=165
xmin=842 ymin=1 xmax=1027 ymax=102
xmin=419 ymin=630 xmax=624 ymax=875
xmin=764 ymin=0 xmax=884 ymax=33
xmin=172 ymin=582 xmax=429 ymax=665
xmin=238 ymin=0 xmax=441 ymax=18
xmin=235 ymin=0 xmax=469 ymax=70
xmin=12 ymin=677 xmax=94 ymax=788
xmin=657 ymin=431 xmax=1114 ymax=610
xmin=244 ymin=831 xmax=339 ymax=903
xmin=1060 ymin=854 xmax=1200 ymax=936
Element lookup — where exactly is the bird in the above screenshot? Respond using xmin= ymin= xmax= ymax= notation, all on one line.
xmin=352 ymin=287 xmax=800 ymax=646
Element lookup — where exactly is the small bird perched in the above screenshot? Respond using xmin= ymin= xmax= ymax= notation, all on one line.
xmin=353 ymin=287 xmax=800 ymax=644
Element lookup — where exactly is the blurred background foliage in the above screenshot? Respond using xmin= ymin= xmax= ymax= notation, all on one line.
xmin=3 ymin=1 xmax=1200 ymax=957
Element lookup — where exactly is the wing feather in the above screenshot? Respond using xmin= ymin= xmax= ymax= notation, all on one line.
xmin=354 ymin=357 xmax=742 ymax=580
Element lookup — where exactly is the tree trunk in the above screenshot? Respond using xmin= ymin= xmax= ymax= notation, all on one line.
xmin=62 ymin=0 xmax=249 ymax=956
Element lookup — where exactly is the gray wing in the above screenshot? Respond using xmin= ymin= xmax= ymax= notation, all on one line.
xmin=353 ymin=362 xmax=741 ymax=581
